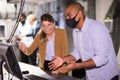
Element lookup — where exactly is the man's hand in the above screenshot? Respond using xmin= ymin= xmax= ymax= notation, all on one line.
xmin=51 ymin=69 xmax=60 ymax=74
xmin=58 ymin=61 xmax=76 ymax=74
xmin=48 ymin=56 xmax=64 ymax=70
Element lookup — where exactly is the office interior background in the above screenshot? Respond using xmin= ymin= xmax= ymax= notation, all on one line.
xmin=0 ymin=0 xmax=120 ymax=76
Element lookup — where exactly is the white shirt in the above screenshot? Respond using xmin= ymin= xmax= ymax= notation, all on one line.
xmin=16 ymin=21 xmax=33 ymax=47
xmin=45 ymin=38 xmax=55 ymax=61
xmin=71 ymin=17 xmax=119 ymax=80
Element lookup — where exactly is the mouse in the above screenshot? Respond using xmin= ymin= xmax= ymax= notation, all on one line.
xmin=22 ymin=70 xmax=29 ymax=74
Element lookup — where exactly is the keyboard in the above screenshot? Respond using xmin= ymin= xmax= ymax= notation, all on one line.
xmin=24 ymin=74 xmax=48 ymax=80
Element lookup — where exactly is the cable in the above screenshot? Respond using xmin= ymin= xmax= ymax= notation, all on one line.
xmin=8 ymin=72 xmax=14 ymax=80
xmin=10 ymin=75 xmax=14 ymax=80
xmin=8 ymin=73 xmax=10 ymax=80
xmin=7 ymin=0 xmax=25 ymax=43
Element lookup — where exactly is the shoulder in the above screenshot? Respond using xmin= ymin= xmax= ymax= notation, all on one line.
xmin=86 ymin=19 xmax=109 ymax=37
xmin=85 ymin=18 xmax=108 ymax=33
xmin=55 ymin=27 xmax=67 ymax=39
xmin=88 ymin=18 xmax=106 ymax=29
xmin=55 ymin=27 xmax=66 ymax=33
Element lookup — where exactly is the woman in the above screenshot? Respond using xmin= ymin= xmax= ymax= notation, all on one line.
xmin=18 ymin=13 xmax=68 ymax=72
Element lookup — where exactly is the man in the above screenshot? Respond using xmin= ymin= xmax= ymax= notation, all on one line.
xmin=26 ymin=14 xmax=41 ymax=66
xmin=16 ymin=13 xmax=34 ymax=64
xmin=49 ymin=1 xmax=119 ymax=80
xmin=27 ymin=14 xmax=41 ymax=38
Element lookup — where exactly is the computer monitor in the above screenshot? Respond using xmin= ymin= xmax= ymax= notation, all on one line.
xmin=0 ymin=42 xmax=24 ymax=80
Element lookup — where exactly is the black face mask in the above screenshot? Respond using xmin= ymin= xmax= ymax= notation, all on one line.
xmin=66 ymin=12 xmax=80 ymax=28
xmin=21 ymin=20 xmax=25 ymax=25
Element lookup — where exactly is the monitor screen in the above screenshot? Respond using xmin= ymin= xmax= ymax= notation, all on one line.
xmin=0 ymin=42 xmax=24 ymax=80
xmin=0 ymin=25 xmax=5 ymax=37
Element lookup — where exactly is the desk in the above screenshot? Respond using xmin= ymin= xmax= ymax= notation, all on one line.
xmin=3 ymin=62 xmax=80 ymax=80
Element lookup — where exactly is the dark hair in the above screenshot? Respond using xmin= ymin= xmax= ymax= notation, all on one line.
xmin=41 ymin=13 xmax=55 ymax=23
xmin=66 ymin=1 xmax=84 ymax=14
xmin=21 ymin=13 xmax=26 ymax=19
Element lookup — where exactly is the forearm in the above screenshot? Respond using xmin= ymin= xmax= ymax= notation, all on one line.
xmin=24 ymin=33 xmax=40 ymax=55
xmin=18 ymin=41 xmax=33 ymax=56
xmin=75 ymin=59 xmax=96 ymax=69
xmin=62 ymin=55 xmax=76 ymax=63
xmin=26 ymin=33 xmax=34 ymax=37
xmin=24 ymin=48 xmax=33 ymax=55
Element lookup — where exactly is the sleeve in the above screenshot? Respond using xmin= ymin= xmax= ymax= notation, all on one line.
xmin=91 ymin=23 xmax=111 ymax=67
xmin=24 ymin=33 xmax=40 ymax=55
xmin=70 ymin=48 xmax=80 ymax=61
xmin=70 ymin=30 xmax=81 ymax=61
xmin=61 ymin=30 xmax=68 ymax=57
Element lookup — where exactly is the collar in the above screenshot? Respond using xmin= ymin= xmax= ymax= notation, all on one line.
xmin=74 ymin=17 xmax=89 ymax=32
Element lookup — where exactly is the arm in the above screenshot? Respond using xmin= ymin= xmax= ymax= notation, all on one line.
xmin=18 ymin=33 xmax=40 ymax=56
xmin=49 ymin=55 xmax=75 ymax=70
xmin=58 ymin=59 xmax=96 ymax=74
xmin=91 ymin=23 xmax=110 ymax=67
xmin=75 ymin=59 xmax=96 ymax=69
xmin=49 ymin=30 xmax=81 ymax=70
xmin=17 ymin=32 xmax=34 ymax=38
xmin=16 ymin=31 xmax=34 ymax=38
xmin=25 ymin=33 xmax=40 ymax=55
xmin=26 ymin=28 xmax=34 ymax=37
xmin=50 ymin=48 xmax=95 ymax=71
xmin=26 ymin=33 xmax=34 ymax=37
xmin=62 ymin=55 xmax=76 ymax=63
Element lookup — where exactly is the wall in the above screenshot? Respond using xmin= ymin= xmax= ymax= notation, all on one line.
xmin=0 ymin=0 xmax=16 ymax=19
xmin=96 ymin=0 xmax=113 ymax=23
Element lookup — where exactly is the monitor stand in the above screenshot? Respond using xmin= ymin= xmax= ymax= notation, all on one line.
xmin=0 ymin=58 xmax=4 ymax=80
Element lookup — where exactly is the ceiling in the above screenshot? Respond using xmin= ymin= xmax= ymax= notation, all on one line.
xmin=7 ymin=0 xmax=56 ymax=4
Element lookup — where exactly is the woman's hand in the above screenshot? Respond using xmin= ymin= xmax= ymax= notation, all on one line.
xmin=17 ymin=41 xmax=27 ymax=53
